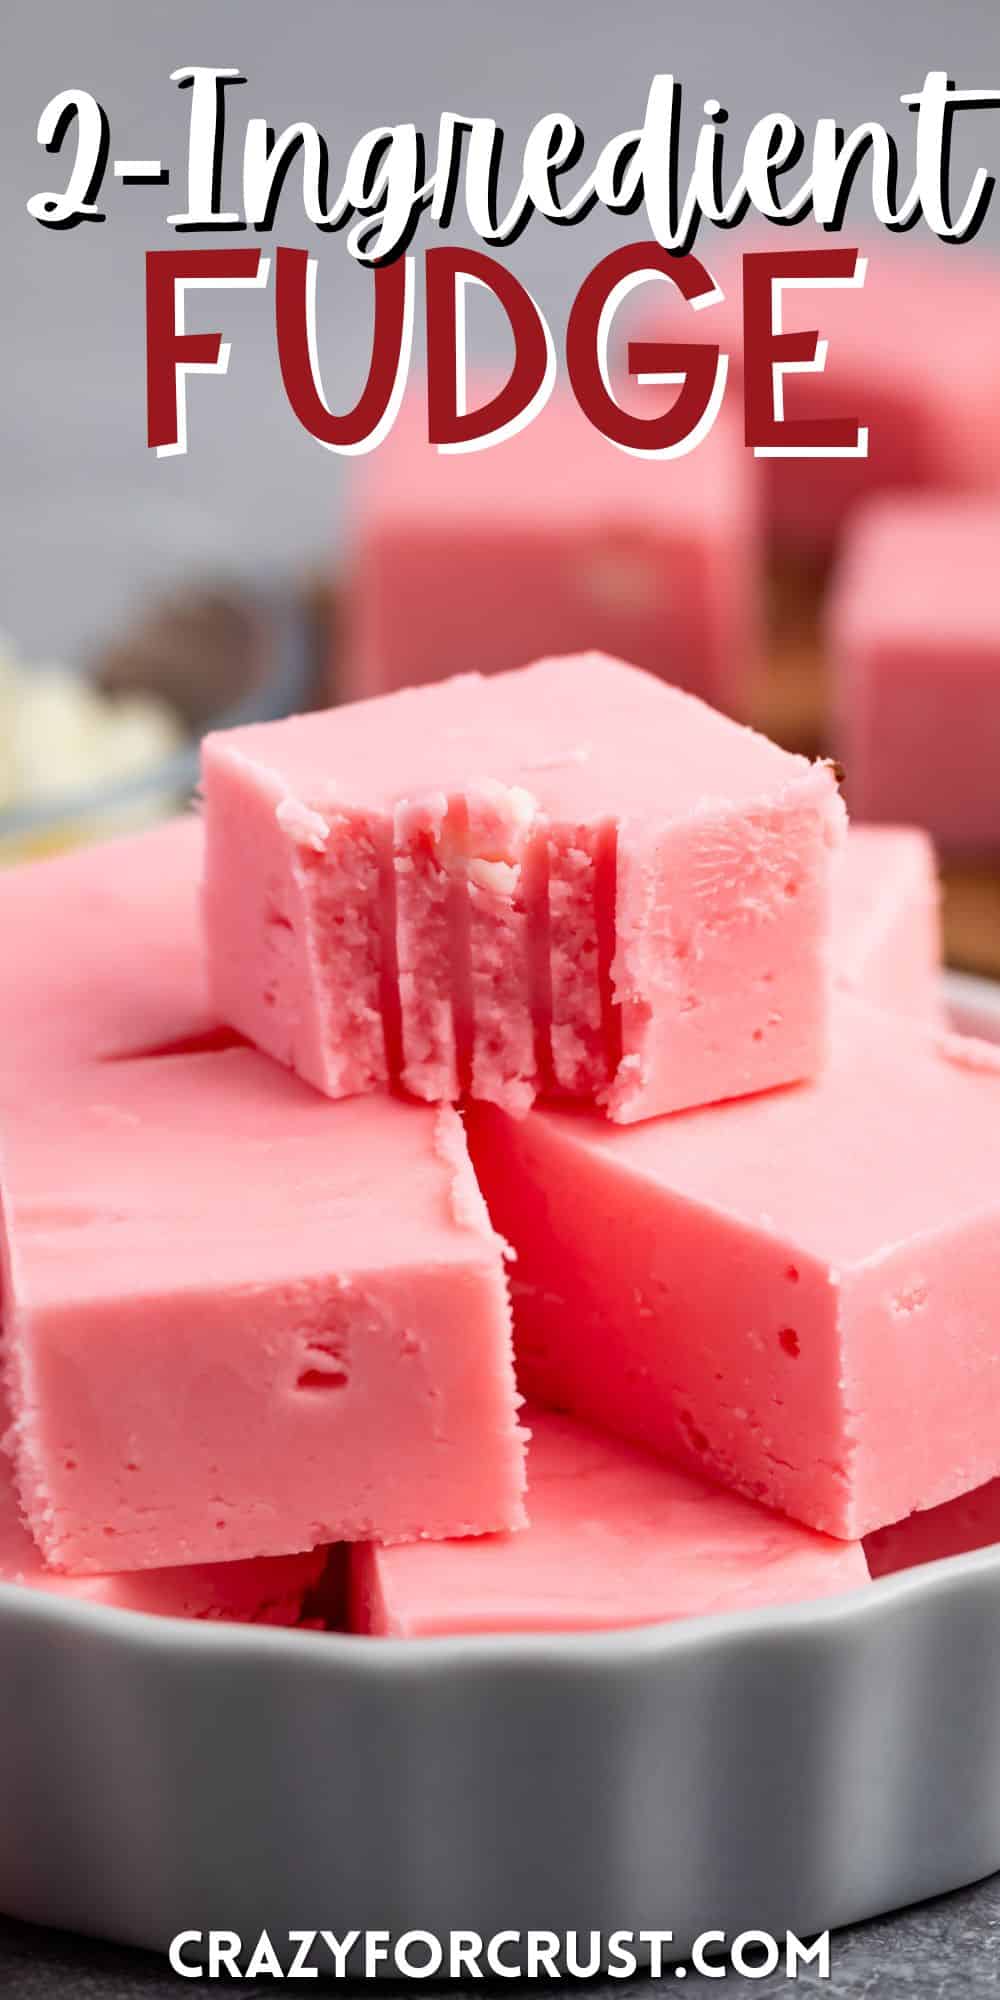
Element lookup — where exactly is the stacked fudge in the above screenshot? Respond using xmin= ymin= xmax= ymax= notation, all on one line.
xmin=2 ymin=653 xmax=998 ymax=1640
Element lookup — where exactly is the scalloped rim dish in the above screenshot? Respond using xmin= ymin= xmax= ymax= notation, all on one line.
xmin=0 ymin=970 xmax=998 ymax=1960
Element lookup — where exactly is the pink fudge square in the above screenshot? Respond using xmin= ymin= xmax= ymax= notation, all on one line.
xmin=202 ymin=655 xmax=845 ymax=1123
xmin=650 ymin=245 xmax=1000 ymax=557
xmin=0 ymin=817 xmax=226 ymax=1095
xmin=0 ymin=1050 xmax=525 ymax=1573
xmin=344 ymin=389 xmax=758 ymax=717
xmin=830 ymin=497 xmax=1000 ymax=853
xmin=350 ymin=1406 xmax=869 ymax=1638
xmin=466 ymin=1004 xmax=1000 ymax=1541
xmin=833 ymin=825 xmax=940 ymax=1020
xmin=0 ymin=1441 xmax=327 ymax=1624
xmin=865 ymin=1477 xmax=1000 ymax=1578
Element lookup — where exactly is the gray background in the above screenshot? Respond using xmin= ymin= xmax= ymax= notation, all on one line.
xmin=3 ymin=0 xmax=1000 ymax=666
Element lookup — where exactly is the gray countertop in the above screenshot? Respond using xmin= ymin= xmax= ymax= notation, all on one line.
xmin=4 ymin=1877 xmax=1000 ymax=1997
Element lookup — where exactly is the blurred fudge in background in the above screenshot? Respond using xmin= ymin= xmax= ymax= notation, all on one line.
xmin=750 ymin=249 xmax=1000 ymax=560
xmin=343 ymin=387 xmax=759 ymax=717
xmin=645 ymin=244 xmax=1000 ymax=562
xmin=829 ymin=497 xmax=1000 ymax=854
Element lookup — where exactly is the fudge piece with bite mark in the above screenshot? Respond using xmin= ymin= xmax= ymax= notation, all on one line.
xmin=203 ymin=654 xmax=845 ymax=1123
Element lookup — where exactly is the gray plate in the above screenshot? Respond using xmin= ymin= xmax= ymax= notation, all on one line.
xmin=1 ymin=972 xmax=998 ymax=1962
